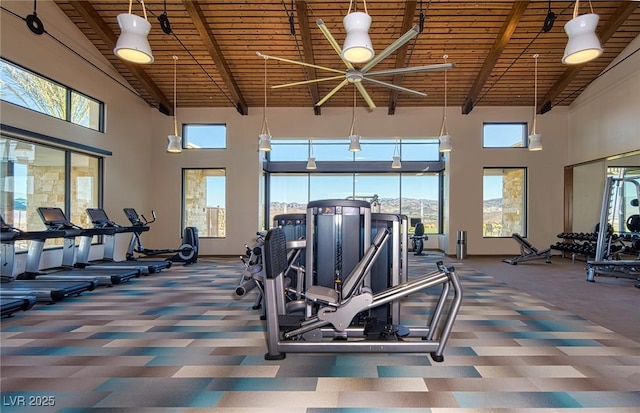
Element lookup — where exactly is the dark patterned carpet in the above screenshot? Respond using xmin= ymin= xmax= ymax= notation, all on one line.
xmin=1 ymin=255 xmax=639 ymax=412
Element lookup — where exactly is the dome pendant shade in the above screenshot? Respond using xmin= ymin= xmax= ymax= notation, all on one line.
xmin=114 ymin=13 xmax=153 ymax=64
xmin=342 ymin=12 xmax=374 ymax=64
xmin=562 ymin=13 xmax=602 ymax=65
xmin=167 ymin=135 xmax=182 ymax=153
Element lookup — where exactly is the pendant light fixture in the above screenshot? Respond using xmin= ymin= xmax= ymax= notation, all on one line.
xmin=258 ymin=54 xmax=272 ymax=152
xmin=348 ymin=87 xmax=361 ymax=152
xmin=438 ymin=55 xmax=452 ymax=153
xmin=342 ymin=0 xmax=374 ymax=64
xmin=306 ymin=139 xmax=317 ymax=170
xmin=114 ymin=0 xmax=154 ymax=64
xmin=391 ymin=139 xmax=401 ymax=169
xmin=167 ymin=56 xmax=182 ymax=153
xmin=562 ymin=0 xmax=603 ymax=65
xmin=528 ymin=54 xmax=543 ymax=152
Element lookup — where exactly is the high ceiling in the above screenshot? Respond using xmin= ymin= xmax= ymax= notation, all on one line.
xmin=52 ymin=1 xmax=640 ymax=116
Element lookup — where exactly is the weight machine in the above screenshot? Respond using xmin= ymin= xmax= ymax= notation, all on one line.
xmin=261 ymin=226 xmax=462 ymax=362
xmin=586 ymin=174 xmax=640 ymax=284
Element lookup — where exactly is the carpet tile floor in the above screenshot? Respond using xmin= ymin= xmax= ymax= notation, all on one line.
xmin=1 ymin=256 xmax=639 ymax=412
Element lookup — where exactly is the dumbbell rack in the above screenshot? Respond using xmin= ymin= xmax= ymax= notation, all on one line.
xmin=551 ymin=232 xmax=599 ymax=263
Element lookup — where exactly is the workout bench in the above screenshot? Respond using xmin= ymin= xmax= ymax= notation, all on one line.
xmin=503 ymin=233 xmax=552 ymax=265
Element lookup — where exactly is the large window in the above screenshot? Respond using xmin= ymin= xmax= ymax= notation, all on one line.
xmin=182 ymin=124 xmax=226 ymax=149
xmin=483 ymin=123 xmax=527 ymax=148
xmin=265 ymin=139 xmax=443 ymax=232
xmin=483 ymin=168 xmax=527 ymax=237
xmin=70 ymin=153 xmax=100 ymax=229
xmin=401 ymin=174 xmax=441 ymax=233
xmin=0 ymin=136 xmax=102 ymax=251
xmin=183 ymin=169 xmax=226 ymax=237
xmin=1 ymin=58 xmax=104 ymax=132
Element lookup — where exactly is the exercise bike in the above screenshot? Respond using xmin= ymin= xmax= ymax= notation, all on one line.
xmin=411 ymin=222 xmax=428 ymax=256
xmin=123 ymin=208 xmax=199 ymax=265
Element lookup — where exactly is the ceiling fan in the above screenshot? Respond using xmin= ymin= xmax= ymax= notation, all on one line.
xmin=257 ymin=18 xmax=455 ymax=110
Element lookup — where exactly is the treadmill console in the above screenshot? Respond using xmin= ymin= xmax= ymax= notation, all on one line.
xmin=87 ymin=208 xmax=118 ymax=228
xmin=37 ymin=207 xmax=76 ymax=230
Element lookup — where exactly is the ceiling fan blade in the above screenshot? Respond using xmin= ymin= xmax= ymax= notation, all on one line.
xmin=316 ymin=19 xmax=355 ymax=70
xmin=316 ymin=79 xmax=349 ymax=107
xmin=354 ymin=82 xmax=376 ymax=110
xmin=256 ymin=51 xmax=344 ymax=75
xmin=360 ymin=25 xmax=420 ymax=73
xmin=271 ymin=75 xmax=345 ymax=89
xmin=365 ymin=63 xmax=455 ymax=77
xmin=362 ymin=77 xmax=427 ymax=97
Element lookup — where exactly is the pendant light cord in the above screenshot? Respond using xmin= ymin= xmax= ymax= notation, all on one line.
xmin=573 ymin=0 xmax=594 ymax=19
xmin=350 ymin=86 xmax=357 ymax=135
xmin=173 ymin=55 xmax=178 ymax=135
xmin=440 ymin=54 xmax=448 ymax=136
xmin=127 ymin=0 xmax=147 ymax=20
xmin=532 ymin=53 xmax=539 ymax=134
xmin=261 ymin=55 xmax=270 ymax=135
xmin=347 ymin=0 xmax=368 ymax=15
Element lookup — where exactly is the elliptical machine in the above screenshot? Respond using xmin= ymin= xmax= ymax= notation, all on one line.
xmin=411 ymin=221 xmax=428 ymax=256
xmin=123 ymin=208 xmax=199 ymax=265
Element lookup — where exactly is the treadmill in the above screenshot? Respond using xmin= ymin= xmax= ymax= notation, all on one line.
xmin=17 ymin=208 xmax=140 ymax=287
xmin=1 ymin=215 xmax=97 ymax=302
xmin=1 ymin=294 xmax=37 ymax=317
xmin=79 ymin=208 xmax=171 ymax=274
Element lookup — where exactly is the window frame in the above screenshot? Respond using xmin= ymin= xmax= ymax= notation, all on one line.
xmin=1 ymin=58 xmax=105 ymax=132
xmin=182 ymin=168 xmax=227 ymax=238
xmin=482 ymin=167 xmax=528 ymax=238
xmin=482 ymin=122 xmax=528 ymax=149
xmin=182 ymin=123 xmax=227 ymax=150
xmin=0 ymin=128 xmax=106 ymax=253
xmin=263 ymin=138 xmax=445 ymax=233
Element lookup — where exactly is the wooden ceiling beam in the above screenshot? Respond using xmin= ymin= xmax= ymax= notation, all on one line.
xmin=387 ymin=0 xmax=418 ymax=116
xmin=461 ymin=0 xmax=530 ymax=115
xmin=182 ymin=0 xmax=248 ymax=115
xmin=538 ymin=2 xmax=639 ymax=114
xmin=68 ymin=0 xmax=173 ymax=115
xmin=295 ymin=0 xmax=321 ymax=116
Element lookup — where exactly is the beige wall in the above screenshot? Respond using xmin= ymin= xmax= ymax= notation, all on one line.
xmin=147 ymin=104 xmax=568 ymax=256
xmin=2 ymin=1 xmax=637 ymax=259
xmin=568 ymin=35 xmax=640 ymax=164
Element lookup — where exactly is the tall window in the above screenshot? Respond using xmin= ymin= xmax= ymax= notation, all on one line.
xmin=182 ymin=124 xmax=226 ymax=149
xmin=1 ymin=58 xmax=104 ymax=132
xmin=483 ymin=168 xmax=527 ymax=237
xmin=70 ymin=153 xmax=100 ymax=229
xmin=0 ymin=136 xmax=102 ymax=251
xmin=183 ymin=169 xmax=226 ymax=237
xmin=483 ymin=123 xmax=527 ymax=148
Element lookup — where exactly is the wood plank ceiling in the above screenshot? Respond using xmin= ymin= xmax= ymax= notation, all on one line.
xmin=50 ymin=1 xmax=640 ymax=116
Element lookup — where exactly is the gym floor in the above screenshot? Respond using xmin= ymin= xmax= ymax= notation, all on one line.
xmin=1 ymin=253 xmax=638 ymax=411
